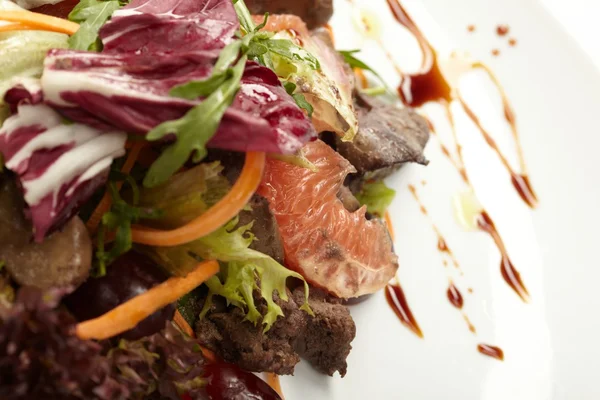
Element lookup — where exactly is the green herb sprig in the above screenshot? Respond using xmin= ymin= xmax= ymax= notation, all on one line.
xmin=143 ymin=0 xmax=321 ymax=188
xmin=95 ymin=172 xmax=161 ymax=276
xmin=339 ymin=49 xmax=392 ymax=95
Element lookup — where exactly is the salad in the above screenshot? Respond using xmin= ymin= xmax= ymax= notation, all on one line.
xmin=0 ymin=0 xmax=430 ymax=398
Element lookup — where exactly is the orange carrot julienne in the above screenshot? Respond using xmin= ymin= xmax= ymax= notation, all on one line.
xmin=0 ymin=22 xmax=33 ymax=32
xmin=173 ymin=310 xmax=217 ymax=362
xmin=76 ymin=260 xmax=219 ymax=340
xmin=130 ymin=151 xmax=266 ymax=247
xmin=173 ymin=309 xmax=194 ymax=337
xmin=385 ymin=211 xmax=395 ymax=242
xmin=0 ymin=11 xmax=79 ymax=35
xmin=265 ymin=373 xmax=284 ymax=399
xmin=86 ymin=142 xmax=145 ymax=234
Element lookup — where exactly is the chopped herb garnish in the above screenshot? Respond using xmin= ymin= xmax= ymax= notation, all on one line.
xmin=95 ymin=177 xmax=161 ymax=276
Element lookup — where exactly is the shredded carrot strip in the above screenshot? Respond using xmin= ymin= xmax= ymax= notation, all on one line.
xmin=173 ymin=310 xmax=194 ymax=337
xmin=354 ymin=68 xmax=369 ymax=89
xmin=265 ymin=373 xmax=285 ymax=399
xmin=0 ymin=22 xmax=34 ymax=32
xmin=385 ymin=211 xmax=395 ymax=242
xmin=86 ymin=142 xmax=145 ymax=234
xmin=130 ymin=151 xmax=266 ymax=247
xmin=0 ymin=11 xmax=79 ymax=35
xmin=76 ymin=260 xmax=219 ymax=340
xmin=173 ymin=310 xmax=217 ymax=362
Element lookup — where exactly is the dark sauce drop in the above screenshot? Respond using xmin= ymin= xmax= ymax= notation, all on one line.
xmin=467 ymin=25 xmax=476 ymax=33
xmin=385 ymin=283 xmax=424 ymax=338
xmin=447 ymin=283 xmax=464 ymax=309
xmin=477 ymin=212 xmax=530 ymax=302
xmin=508 ymin=38 xmax=517 ymax=47
xmin=477 ymin=344 xmax=504 ymax=361
xmin=491 ymin=49 xmax=500 ymax=57
xmin=496 ymin=25 xmax=510 ymax=36
xmin=387 ymin=0 xmax=452 ymax=107
xmin=437 ymin=237 xmax=449 ymax=252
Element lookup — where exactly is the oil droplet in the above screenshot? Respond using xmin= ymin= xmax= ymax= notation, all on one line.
xmin=467 ymin=24 xmax=476 ymax=33
xmin=492 ymin=49 xmax=500 ymax=57
xmin=353 ymin=8 xmax=382 ymax=39
xmin=452 ymin=190 xmax=483 ymax=230
xmin=508 ymin=38 xmax=517 ymax=47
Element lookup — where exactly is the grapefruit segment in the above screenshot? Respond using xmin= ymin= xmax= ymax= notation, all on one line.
xmin=258 ymin=140 xmax=398 ymax=298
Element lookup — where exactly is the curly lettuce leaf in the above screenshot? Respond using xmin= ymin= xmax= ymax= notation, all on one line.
xmin=355 ymin=180 xmax=396 ymax=217
xmin=142 ymin=218 xmax=312 ymax=331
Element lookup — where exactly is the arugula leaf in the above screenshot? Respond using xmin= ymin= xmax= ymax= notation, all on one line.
xmin=68 ymin=0 xmax=121 ymax=51
xmin=339 ymin=49 xmax=390 ymax=92
xmin=260 ymin=39 xmax=320 ymax=70
xmin=282 ymin=82 xmax=314 ymax=117
xmin=292 ymin=93 xmax=314 ymax=117
xmin=143 ymin=55 xmax=247 ymax=188
xmin=169 ymin=41 xmax=242 ymax=99
xmin=355 ymin=180 xmax=396 ymax=217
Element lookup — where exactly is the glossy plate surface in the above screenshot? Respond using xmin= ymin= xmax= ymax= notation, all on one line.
xmin=281 ymin=0 xmax=600 ymax=398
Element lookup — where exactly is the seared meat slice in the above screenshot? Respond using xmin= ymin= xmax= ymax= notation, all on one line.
xmin=336 ymin=94 xmax=430 ymax=179
xmin=0 ymin=176 xmax=92 ymax=289
xmin=245 ymin=0 xmax=333 ymax=29
xmin=196 ymin=291 xmax=307 ymax=375
xmin=292 ymin=287 xmax=356 ymax=377
xmin=238 ymin=194 xmax=285 ymax=264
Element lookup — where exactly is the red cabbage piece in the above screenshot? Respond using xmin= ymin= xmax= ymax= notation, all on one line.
xmin=0 ymin=81 xmax=126 ymax=241
xmin=40 ymin=0 xmax=315 ymax=155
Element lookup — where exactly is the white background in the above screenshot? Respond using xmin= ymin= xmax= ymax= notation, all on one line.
xmin=540 ymin=0 xmax=600 ymax=70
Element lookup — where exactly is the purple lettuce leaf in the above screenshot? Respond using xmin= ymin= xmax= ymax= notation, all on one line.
xmin=0 ymin=81 xmax=126 ymax=241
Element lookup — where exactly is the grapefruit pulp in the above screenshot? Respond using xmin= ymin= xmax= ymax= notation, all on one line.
xmin=258 ymin=140 xmax=398 ymax=298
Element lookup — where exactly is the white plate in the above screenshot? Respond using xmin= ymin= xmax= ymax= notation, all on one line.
xmin=281 ymin=0 xmax=600 ymax=399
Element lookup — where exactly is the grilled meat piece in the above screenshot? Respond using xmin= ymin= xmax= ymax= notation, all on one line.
xmin=0 ymin=176 xmax=92 ymax=289
xmin=292 ymin=287 xmax=356 ymax=377
xmin=238 ymin=194 xmax=286 ymax=264
xmin=196 ymin=287 xmax=356 ymax=377
xmin=196 ymin=291 xmax=306 ymax=375
xmin=336 ymin=94 xmax=430 ymax=179
xmin=245 ymin=0 xmax=333 ymax=29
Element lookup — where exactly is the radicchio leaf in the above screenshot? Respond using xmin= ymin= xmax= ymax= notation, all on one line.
xmin=40 ymin=0 xmax=315 ymax=161
xmin=0 ymin=81 xmax=126 ymax=241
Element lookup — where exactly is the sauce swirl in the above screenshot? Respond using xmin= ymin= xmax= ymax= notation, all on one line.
xmin=477 ymin=344 xmax=504 ymax=361
xmin=477 ymin=212 xmax=529 ymax=302
xmin=385 ymin=282 xmax=424 ymax=338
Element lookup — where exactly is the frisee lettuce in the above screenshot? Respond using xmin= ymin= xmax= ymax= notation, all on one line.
xmin=142 ymin=219 xmax=312 ymax=331
xmin=355 ymin=180 xmax=397 ymax=217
